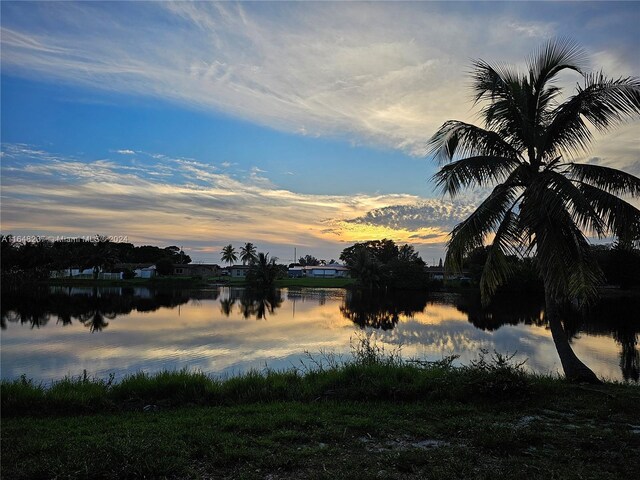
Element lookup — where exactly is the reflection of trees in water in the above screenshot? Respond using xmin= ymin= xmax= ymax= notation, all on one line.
xmin=562 ymin=298 xmax=640 ymax=382
xmin=220 ymin=298 xmax=236 ymax=316
xmin=456 ymin=293 xmax=640 ymax=382
xmin=454 ymin=293 xmax=545 ymax=331
xmin=220 ymin=288 xmax=283 ymax=320
xmin=340 ymin=289 xmax=429 ymax=330
xmin=79 ymin=311 xmax=110 ymax=332
xmin=1 ymin=287 xmax=191 ymax=332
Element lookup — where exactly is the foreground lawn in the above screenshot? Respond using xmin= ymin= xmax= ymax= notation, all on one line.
xmin=3 ymin=352 xmax=639 ymax=479
xmin=3 ymin=394 xmax=639 ymax=479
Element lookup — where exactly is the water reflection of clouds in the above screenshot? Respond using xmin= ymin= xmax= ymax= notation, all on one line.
xmin=2 ymin=292 xmax=357 ymax=381
xmin=0 ymin=288 xmax=632 ymax=382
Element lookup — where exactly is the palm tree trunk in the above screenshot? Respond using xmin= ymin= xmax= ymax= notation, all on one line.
xmin=545 ymin=289 xmax=601 ymax=384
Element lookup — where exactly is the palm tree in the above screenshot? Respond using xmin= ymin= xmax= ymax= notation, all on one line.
xmin=246 ymin=252 xmax=279 ymax=288
xmin=428 ymin=39 xmax=640 ymax=383
xmin=240 ymin=242 xmax=257 ymax=265
xmin=220 ymin=244 xmax=237 ymax=267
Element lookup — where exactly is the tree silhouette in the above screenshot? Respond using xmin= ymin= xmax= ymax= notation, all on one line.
xmin=221 ymin=244 xmax=238 ymax=267
xmin=246 ymin=252 xmax=279 ymax=288
xmin=240 ymin=242 xmax=257 ymax=265
xmin=428 ymin=39 xmax=640 ymax=382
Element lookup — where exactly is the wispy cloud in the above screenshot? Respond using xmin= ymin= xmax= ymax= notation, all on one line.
xmin=3 ymin=2 xmax=635 ymax=160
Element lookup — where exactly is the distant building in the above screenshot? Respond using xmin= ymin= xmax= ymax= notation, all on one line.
xmin=134 ymin=266 xmax=156 ymax=279
xmin=304 ymin=265 xmax=349 ymax=278
xmin=287 ymin=264 xmax=349 ymax=278
xmin=115 ymin=263 xmax=157 ymax=279
xmin=173 ymin=264 xmax=220 ymax=277
xmin=287 ymin=266 xmax=305 ymax=278
xmin=49 ymin=268 xmax=124 ymax=280
xmin=424 ymin=266 xmax=470 ymax=282
xmin=230 ymin=265 xmax=250 ymax=277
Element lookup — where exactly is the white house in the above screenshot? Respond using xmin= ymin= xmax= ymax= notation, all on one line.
xmin=134 ymin=265 xmax=156 ymax=279
xmin=303 ymin=265 xmax=349 ymax=278
xmin=230 ymin=265 xmax=251 ymax=277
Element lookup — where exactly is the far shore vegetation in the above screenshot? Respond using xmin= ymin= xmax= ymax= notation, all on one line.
xmin=2 ymin=235 xmax=638 ymax=293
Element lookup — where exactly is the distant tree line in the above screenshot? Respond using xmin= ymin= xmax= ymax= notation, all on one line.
xmin=1 ymin=235 xmax=191 ymax=286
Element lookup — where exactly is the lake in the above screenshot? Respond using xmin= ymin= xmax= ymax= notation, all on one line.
xmin=1 ymin=286 xmax=638 ymax=383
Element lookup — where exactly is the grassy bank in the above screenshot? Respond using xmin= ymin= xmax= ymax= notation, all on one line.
xmin=3 ymin=350 xmax=639 ymax=479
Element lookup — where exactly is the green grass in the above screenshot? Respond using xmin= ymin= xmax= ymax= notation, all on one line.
xmin=3 ymin=348 xmax=639 ymax=479
xmin=3 ymin=386 xmax=639 ymax=479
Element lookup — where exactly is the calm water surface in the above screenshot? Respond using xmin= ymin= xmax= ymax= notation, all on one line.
xmin=1 ymin=286 xmax=638 ymax=382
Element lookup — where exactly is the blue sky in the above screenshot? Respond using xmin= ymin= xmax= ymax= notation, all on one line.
xmin=1 ymin=1 xmax=638 ymax=263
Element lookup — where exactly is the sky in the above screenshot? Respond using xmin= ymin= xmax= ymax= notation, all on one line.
xmin=1 ymin=1 xmax=639 ymax=265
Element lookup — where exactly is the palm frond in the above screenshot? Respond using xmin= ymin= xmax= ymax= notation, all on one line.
xmin=528 ymin=38 xmax=586 ymax=91
xmin=471 ymin=61 xmax=531 ymax=149
xmin=533 ymin=207 xmax=602 ymax=302
xmin=567 ymin=163 xmax=640 ymax=197
xmin=528 ymin=38 xmax=587 ymax=132
xmin=479 ymin=210 xmax=522 ymax=304
xmin=543 ymin=170 xmax=607 ymax=237
xmin=427 ymin=121 xmax=521 ymax=164
xmin=519 ymin=176 xmax=603 ymax=302
xmin=577 ymin=182 xmax=640 ymax=240
xmin=432 ymin=155 xmax=522 ymax=197
xmin=541 ymin=74 xmax=640 ymax=159
xmin=445 ymin=180 xmax=522 ymax=272
xmin=471 ymin=59 xmax=522 ymax=105
xmin=567 ymin=260 xmax=603 ymax=306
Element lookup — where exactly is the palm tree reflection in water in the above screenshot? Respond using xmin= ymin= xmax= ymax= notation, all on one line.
xmin=219 ymin=288 xmax=283 ymax=320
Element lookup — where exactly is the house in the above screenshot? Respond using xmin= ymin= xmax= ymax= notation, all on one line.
xmin=115 ymin=263 xmax=157 ymax=279
xmin=287 ymin=266 xmax=305 ymax=278
xmin=49 ymin=268 xmax=122 ymax=279
xmin=173 ymin=264 xmax=220 ymax=277
xmin=302 ymin=264 xmax=349 ymax=278
xmin=230 ymin=265 xmax=250 ymax=277
xmin=134 ymin=265 xmax=156 ymax=279
xmin=424 ymin=266 xmax=470 ymax=282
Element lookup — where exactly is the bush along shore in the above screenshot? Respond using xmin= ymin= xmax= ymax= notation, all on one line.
xmin=2 ymin=345 xmax=640 ymax=479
